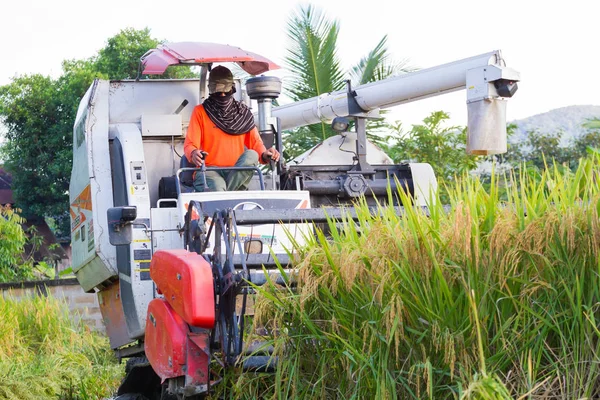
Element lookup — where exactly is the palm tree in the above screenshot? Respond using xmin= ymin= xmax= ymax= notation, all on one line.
xmin=282 ymin=4 xmax=414 ymax=158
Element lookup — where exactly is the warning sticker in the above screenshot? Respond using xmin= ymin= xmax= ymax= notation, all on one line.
xmin=133 ymin=249 xmax=152 ymax=281
xmin=134 ymin=249 xmax=151 ymax=261
xmin=136 ymin=262 xmax=151 ymax=281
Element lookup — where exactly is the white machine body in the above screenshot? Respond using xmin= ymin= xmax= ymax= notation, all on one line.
xmin=70 ymin=79 xmax=314 ymax=341
xmin=69 ymin=49 xmax=518 ymax=346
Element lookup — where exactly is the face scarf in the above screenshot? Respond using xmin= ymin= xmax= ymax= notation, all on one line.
xmin=202 ymin=93 xmax=256 ymax=135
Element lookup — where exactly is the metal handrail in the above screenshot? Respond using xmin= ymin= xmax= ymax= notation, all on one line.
xmin=175 ymin=166 xmax=266 ymax=196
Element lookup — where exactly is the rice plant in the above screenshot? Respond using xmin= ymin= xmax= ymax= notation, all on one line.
xmin=0 ymin=292 xmax=123 ymax=399
xmin=234 ymin=156 xmax=600 ymax=399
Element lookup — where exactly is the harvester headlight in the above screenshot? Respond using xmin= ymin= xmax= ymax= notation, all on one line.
xmin=244 ymin=239 xmax=263 ymax=254
xmin=332 ymin=117 xmax=350 ymax=133
xmin=494 ymin=79 xmax=519 ymax=98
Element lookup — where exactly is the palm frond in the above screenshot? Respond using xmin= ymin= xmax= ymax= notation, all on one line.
xmin=346 ymin=36 xmax=414 ymax=146
xmin=349 ymin=35 xmax=417 ymax=86
xmin=284 ymin=4 xmax=346 ymax=143
xmin=350 ymin=35 xmax=389 ymax=85
xmin=285 ymin=5 xmax=345 ymax=101
xmin=281 ymin=5 xmax=418 ymax=155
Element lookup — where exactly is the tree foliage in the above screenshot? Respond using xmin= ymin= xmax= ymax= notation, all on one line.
xmin=385 ymin=111 xmax=480 ymax=183
xmin=0 ymin=205 xmax=35 ymax=281
xmin=0 ymin=27 xmax=191 ymax=239
xmin=0 ymin=75 xmax=72 ymax=234
xmin=96 ymin=27 xmax=158 ymax=79
xmin=95 ymin=27 xmax=195 ymax=80
xmin=282 ymin=5 xmax=412 ymax=159
xmin=504 ymin=122 xmax=600 ymax=172
xmin=383 ymin=110 xmax=600 ymax=203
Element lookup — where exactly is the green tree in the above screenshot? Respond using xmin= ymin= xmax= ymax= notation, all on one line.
xmin=0 ymin=205 xmax=34 ymax=281
xmin=95 ymin=27 xmax=196 ymax=79
xmin=504 ymin=118 xmax=600 ymax=173
xmin=282 ymin=5 xmax=412 ymax=158
xmin=504 ymin=129 xmax=570 ymax=170
xmin=0 ymin=28 xmax=191 ymax=238
xmin=580 ymin=117 xmax=600 ymax=156
xmin=0 ymin=75 xmax=71 ymax=235
xmin=568 ymin=128 xmax=600 ymax=160
xmin=96 ymin=27 xmax=158 ymax=79
xmin=385 ymin=111 xmax=480 ymax=184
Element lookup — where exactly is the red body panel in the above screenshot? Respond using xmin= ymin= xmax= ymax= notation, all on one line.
xmin=145 ymin=298 xmax=187 ymax=380
xmin=145 ymin=299 xmax=211 ymax=387
xmin=141 ymin=42 xmax=280 ymax=75
xmin=150 ymin=249 xmax=215 ymax=328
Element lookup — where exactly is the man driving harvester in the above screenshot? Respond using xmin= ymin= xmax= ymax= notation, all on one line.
xmin=184 ymin=65 xmax=280 ymax=192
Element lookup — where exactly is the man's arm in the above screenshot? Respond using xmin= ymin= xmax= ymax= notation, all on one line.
xmin=184 ymin=106 xmax=206 ymax=166
xmin=246 ymin=127 xmax=280 ymax=164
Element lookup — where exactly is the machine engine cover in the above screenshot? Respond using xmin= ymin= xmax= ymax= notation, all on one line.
xmin=150 ymin=249 xmax=215 ymax=328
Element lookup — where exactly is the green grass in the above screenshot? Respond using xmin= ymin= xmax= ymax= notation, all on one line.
xmin=0 ymin=292 xmax=123 ymax=400
xmin=227 ymin=156 xmax=600 ymax=399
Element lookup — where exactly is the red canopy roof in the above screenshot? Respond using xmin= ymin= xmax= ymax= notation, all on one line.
xmin=140 ymin=42 xmax=280 ymax=76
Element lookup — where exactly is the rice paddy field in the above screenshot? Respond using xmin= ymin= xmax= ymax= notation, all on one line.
xmin=0 ymin=293 xmax=123 ymax=399
xmin=4 ymin=157 xmax=600 ymax=399
xmin=224 ymin=157 xmax=600 ymax=399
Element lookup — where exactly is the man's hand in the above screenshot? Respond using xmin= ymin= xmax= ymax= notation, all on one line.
xmin=262 ymin=146 xmax=280 ymax=163
xmin=191 ymin=149 xmax=208 ymax=167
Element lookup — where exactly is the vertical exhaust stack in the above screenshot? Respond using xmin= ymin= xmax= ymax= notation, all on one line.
xmin=246 ymin=76 xmax=282 ymax=150
xmin=246 ymin=76 xmax=283 ymax=189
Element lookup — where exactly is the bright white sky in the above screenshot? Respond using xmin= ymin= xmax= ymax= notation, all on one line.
xmin=0 ymin=0 xmax=598 ymax=129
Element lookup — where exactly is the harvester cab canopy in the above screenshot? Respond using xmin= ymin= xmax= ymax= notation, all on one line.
xmin=139 ymin=41 xmax=281 ymax=76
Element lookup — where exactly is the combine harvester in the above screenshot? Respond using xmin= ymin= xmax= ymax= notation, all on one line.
xmin=69 ymin=42 xmax=519 ymax=399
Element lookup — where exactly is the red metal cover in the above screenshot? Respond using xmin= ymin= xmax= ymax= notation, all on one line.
xmin=145 ymin=298 xmax=187 ymax=381
xmin=141 ymin=42 xmax=280 ymax=75
xmin=150 ymin=249 xmax=215 ymax=328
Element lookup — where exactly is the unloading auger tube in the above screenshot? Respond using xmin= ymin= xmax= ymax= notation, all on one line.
xmin=246 ymin=50 xmax=519 ymax=208
xmin=271 ymin=49 xmax=519 ymax=153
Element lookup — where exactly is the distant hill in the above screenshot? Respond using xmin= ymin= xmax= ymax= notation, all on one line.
xmin=510 ymin=105 xmax=600 ymax=145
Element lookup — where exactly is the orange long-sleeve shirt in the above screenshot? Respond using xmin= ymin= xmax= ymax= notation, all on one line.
xmin=184 ymin=105 xmax=267 ymax=167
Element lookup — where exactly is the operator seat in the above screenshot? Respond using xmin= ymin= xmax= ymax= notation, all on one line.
xmin=157 ymin=155 xmax=195 ymax=205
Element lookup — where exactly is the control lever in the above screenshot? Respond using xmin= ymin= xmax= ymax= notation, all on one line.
xmin=264 ymin=153 xmax=276 ymax=190
xmin=198 ymin=150 xmax=209 ymax=191
xmin=174 ymin=99 xmax=189 ymax=115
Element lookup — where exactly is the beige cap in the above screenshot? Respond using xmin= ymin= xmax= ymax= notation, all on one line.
xmin=208 ymin=65 xmax=234 ymax=94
